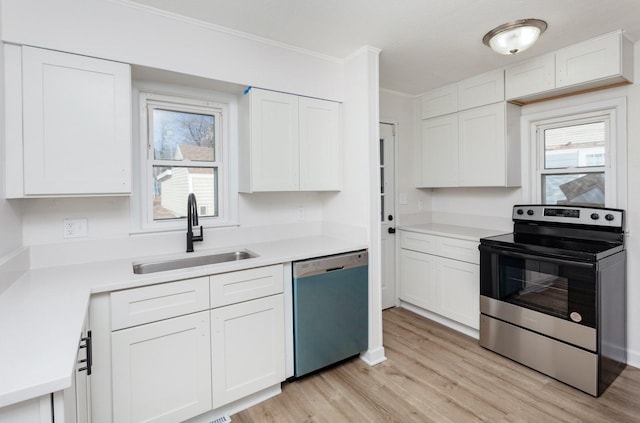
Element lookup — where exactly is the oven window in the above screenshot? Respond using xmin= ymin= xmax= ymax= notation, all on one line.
xmin=498 ymin=256 xmax=596 ymax=327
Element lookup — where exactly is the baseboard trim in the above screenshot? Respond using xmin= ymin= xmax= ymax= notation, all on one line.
xmin=400 ymin=301 xmax=479 ymax=340
xmin=360 ymin=346 xmax=387 ymax=366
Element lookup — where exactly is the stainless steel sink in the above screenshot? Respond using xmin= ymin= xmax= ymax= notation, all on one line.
xmin=132 ymin=250 xmax=258 ymax=274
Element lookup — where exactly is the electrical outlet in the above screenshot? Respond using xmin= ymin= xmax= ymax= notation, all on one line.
xmin=418 ymin=200 xmax=424 ymax=211
xmin=296 ymin=206 xmax=305 ymax=221
xmin=63 ymin=218 xmax=88 ymax=239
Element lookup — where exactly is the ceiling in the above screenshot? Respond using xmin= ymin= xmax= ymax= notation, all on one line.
xmin=126 ymin=0 xmax=640 ymax=95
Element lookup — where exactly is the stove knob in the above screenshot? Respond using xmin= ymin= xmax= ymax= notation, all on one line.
xmin=516 ymin=209 xmax=524 ymax=215
xmin=605 ymin=214 xmax=615 ymax=221
xmin=527 ymin=210 xmax=534 ymax=216
xmin=591 ymin=213 xmax=600 ymax=220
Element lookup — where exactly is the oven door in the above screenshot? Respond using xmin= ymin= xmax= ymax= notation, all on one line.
xmin=479 ymin=244 xmax=597 ymax=351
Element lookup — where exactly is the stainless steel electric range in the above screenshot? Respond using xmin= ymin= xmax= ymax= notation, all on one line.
xmin=479 ymin=204 xmax=626 ymax=396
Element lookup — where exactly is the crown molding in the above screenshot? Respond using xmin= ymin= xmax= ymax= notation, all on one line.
xmin=108 ymin=0 xmax=345 ymax=64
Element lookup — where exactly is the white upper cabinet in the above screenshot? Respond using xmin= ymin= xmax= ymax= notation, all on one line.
xmin=5 ymin=45 xmax=132 ymax=197
xmin=458 ymin=102 xmax=520 ymax=187
xmin=239 ymin=87 xmax=341 ymax=192
xmin=506 ymin=30 xmax=633 ymax=103
xmin=505 ymin=53 xmax=555 ymax=100
xmin=556 ymin=30 xmax=633 ymax=88
xmin=419 ymin=102 xmax=520 ymax=188
xmin=457 ymin=69 xmax=505 ymax=111
xmin=419 ymin=114 xmax=458 ymax=188
xmin=242 ymin=88 xmax=300 ymax=192
xmin=298 ymin=96 xmax=341 ymax=190
xmin=420 ymin=84 xmax=457 ymax=119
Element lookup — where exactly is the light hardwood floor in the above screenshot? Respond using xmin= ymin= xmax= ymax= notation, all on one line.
xmin=232 ymin=307 xmax=640 ymax=422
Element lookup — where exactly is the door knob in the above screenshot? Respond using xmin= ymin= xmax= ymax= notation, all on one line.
xmin=388 ymin=227 xmax=396 ymax=234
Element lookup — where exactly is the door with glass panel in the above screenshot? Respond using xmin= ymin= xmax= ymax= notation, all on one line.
xmin=380 ymin=123 xmax=396 ymax=310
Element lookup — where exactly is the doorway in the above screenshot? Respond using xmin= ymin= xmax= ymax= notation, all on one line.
xmin=380 ymin=122 xmax=396 ymax=310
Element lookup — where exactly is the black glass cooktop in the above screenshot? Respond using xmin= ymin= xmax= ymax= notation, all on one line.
xmin=480 ymin=232 xmax=624 ymax=262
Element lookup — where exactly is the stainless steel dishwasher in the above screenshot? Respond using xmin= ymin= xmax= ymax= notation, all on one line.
xmin=292 ymin=250 xmax=368 ymax=377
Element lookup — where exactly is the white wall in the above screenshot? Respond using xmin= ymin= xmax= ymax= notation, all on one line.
xmin=0 ymin=0 xmax=344 ymax=102
xmin=323 ymin=47 xmax=386 ymax=364
xmin=0 ymin=31 xmax=22 ymax=258
xmin=379 ymin=89 xmax=432 ymax=225
xmin=0 ymin=0 xmax=354 ymax=250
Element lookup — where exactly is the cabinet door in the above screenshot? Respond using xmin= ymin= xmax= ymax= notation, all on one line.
xmin=21 ymin=46 xmax=131 ymax=195
xmin=458 ymin=103 xmax=505 ymax=187
xmin=437 ymin=257 xmax=479 ymax=329
xmin=556 ymin=31 xmax=623 ymax=88
xmin=249 ymin=89 xmax=299 ymax=191
xmin=298 ymin=97 xmax=341 ymax=191
xmin=0 ymin=396 xmax=52 ymax=423
xmin=419 ymin=114 xmax=458 ymax=187
xmin=420 ymin=84 xmax=457 ymax=119
xmin=111 ymin=312 xmax=212 ymax=423
xmin=457 ymin=69 xmax=504 ymax=110
xmin=211 ymin=295 xmax=285 ymax=408
xmin=505 ymin=53 xmax=555 ymax=100
xmin=399 ymin=249 xmax=437 ymax=311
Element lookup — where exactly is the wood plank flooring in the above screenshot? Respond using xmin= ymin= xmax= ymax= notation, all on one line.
xmin=232 ymin=307 xmax=640 ymax=422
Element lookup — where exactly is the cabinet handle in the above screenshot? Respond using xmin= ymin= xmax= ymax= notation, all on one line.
xmin=78 ymin=331 xmax=93 ymax=375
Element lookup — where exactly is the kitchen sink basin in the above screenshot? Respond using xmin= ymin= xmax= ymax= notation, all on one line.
xmin=132 ymin=250 xmax=258 ymax=274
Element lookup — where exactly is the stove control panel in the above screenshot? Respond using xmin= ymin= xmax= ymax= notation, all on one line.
xmin=513 ymin=205 xmax=624 ymax=229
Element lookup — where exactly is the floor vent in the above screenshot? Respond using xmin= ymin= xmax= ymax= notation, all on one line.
xmin=210 ymin=416 xmax=231 ymax=423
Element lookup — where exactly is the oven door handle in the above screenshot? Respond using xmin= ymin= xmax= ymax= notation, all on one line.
xmin=479 ymin=245 xmax=595 ymax=269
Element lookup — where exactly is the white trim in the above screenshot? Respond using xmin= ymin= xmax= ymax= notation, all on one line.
xmin=130 ymin=81 xmax=239 ymax=234
xmin=359 ymin=346 xmax=387 ymax=366
xmin=520 ymin=97 xmax=627 ymax=211
xmin=109 ymin=0 xmax=344 ymax=64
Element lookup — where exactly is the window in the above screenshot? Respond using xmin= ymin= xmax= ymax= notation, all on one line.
xmin=537 ymin=115 xmax=608 ymax=207
xmin=526 ymin=96 xmax=629 ymax=210
xmin=136 ymin=91 xmax=235 ymax=231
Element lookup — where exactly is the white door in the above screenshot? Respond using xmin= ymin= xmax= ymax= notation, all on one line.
xmin=380 ymin=123 xmax=396 ymax=310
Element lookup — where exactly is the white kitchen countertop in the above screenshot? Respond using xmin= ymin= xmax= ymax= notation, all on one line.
xmin=397 ymin=223 xmax=507 ymax=241
xmin=0 ymin=235 xmax=366 ymax=408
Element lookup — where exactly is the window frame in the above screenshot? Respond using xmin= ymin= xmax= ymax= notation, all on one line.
xmin=132 ymin=86 xmax=238 ymax=233
xmin=534 ymin=111 xmax=611 ymax=207
xmin=522 ymin=97 xmax=627 ymax=211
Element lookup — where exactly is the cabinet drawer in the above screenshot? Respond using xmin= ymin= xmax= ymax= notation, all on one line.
xmin=436 ymin=237 xmax=479 ymax=264
xmin=400 ymin=231 xmax=436 ymax=255
xmin=210 ymin=264 xmax=284 ymax=308
xmin=111 ymin=277 xmax=209 ymax=330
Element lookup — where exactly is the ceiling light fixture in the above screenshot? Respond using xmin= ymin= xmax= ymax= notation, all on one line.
xmin=483 ymin=18 xmax=548 ymax=55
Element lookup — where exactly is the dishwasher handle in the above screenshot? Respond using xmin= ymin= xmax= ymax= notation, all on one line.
xmin=325 ymin=266 xmax=345 ymax=272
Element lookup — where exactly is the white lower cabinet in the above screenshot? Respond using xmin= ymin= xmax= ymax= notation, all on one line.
xmin=111 ymin=311 xmax=212 ymax=423
xmin=0 ymin=396 xmax=52 ymax=423
xmin=211 ymin=295 xmax=285 ymax=408
xmin=103 ymin=265 xmax=286 ymax=423
xmin=399 ymin=249 xmax=437 ymax=311
xmin=436 ymin=257 xmax=479 ymax=328
xmin=399 ymin=230 xmax=480 ymax=330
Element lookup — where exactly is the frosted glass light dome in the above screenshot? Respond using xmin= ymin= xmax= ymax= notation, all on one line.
xmin=483 ymin=19 xmax=547 ymax=55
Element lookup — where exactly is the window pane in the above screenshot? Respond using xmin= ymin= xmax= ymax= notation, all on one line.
xmin=544 ymin=122 xmax=605 ymax=169
xmin=153 ymin=166 xmax=218 ymax=220
xmin=541 ymin=172 xmax=604 ymax=207
xmin=152 ymin=109 xmax=215 ymax=161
